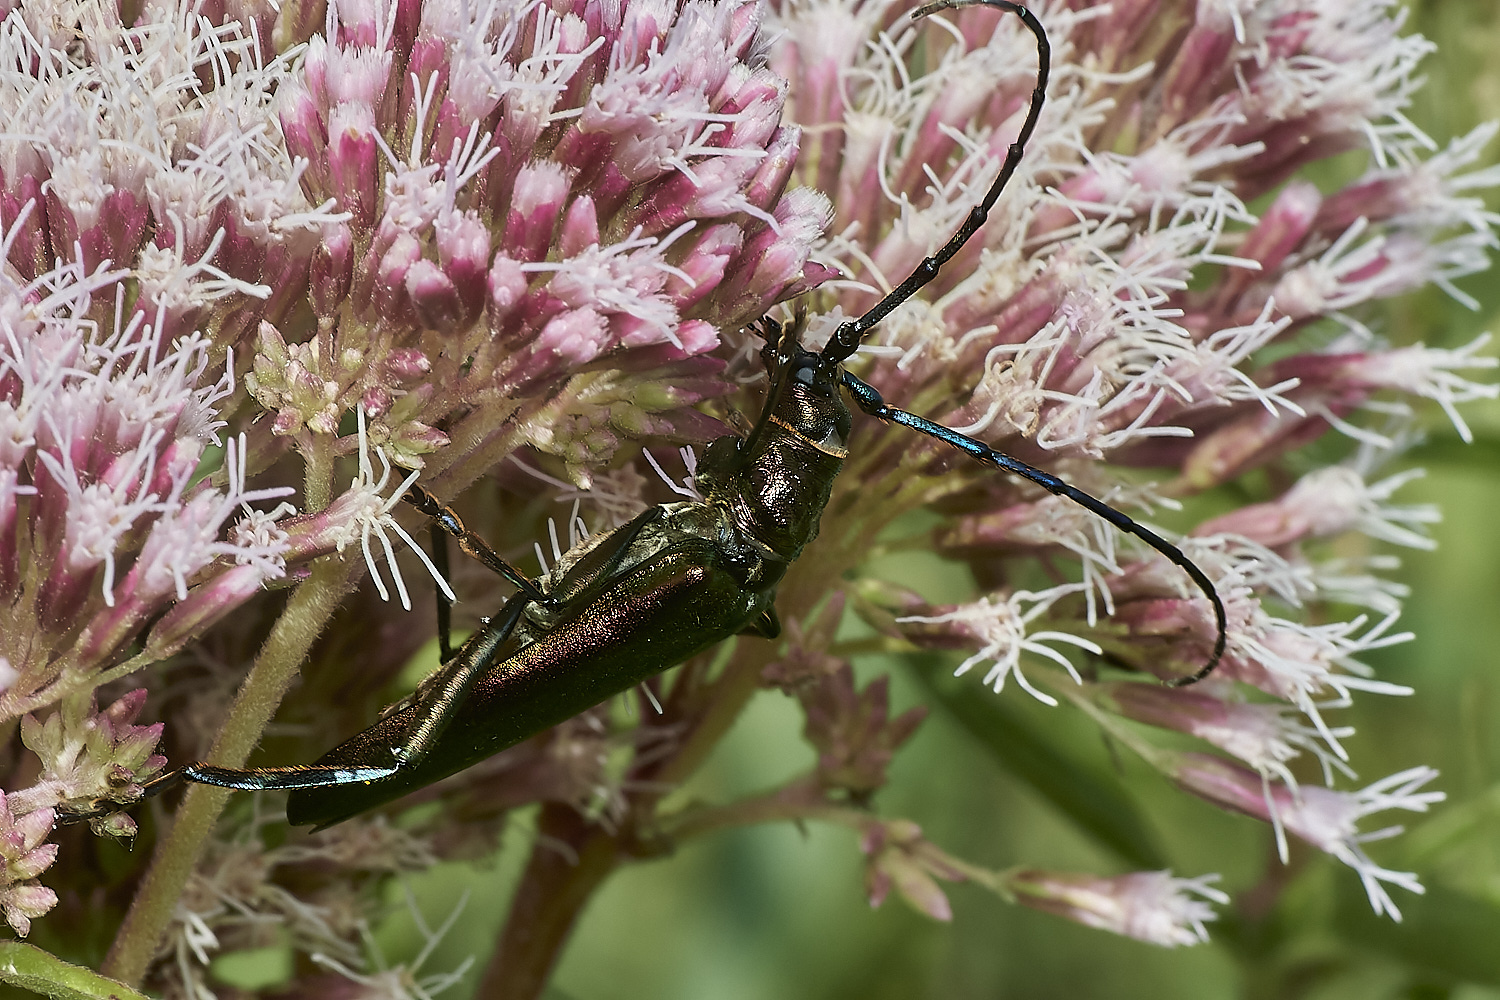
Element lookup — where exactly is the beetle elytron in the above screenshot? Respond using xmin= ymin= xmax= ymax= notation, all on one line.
xmin=64 ymin=0 xmax=1226 ymax=830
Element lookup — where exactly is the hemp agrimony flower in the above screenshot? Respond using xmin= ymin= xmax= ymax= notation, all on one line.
xmin=0 ymin=0 xmax=1491 ymax=998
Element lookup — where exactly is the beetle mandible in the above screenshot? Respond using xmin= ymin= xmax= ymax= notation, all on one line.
xmin=65 ymin=0 xmax=1227 ymax=830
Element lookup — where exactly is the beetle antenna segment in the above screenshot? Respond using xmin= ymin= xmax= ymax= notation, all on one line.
xmin=840 ymin=370 xmax=1228 ymax=684
xmin=819 ymin=0 xmax=1050 ymax=367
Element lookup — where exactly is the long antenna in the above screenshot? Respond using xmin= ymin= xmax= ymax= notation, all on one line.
xmin=840 ymin=369 xmax=1229 ymax=684
xmin=819 ymin=0 xmax=1050 ymax=367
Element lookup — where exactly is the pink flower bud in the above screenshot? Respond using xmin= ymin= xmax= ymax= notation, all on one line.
xmin=1010 ymin=869 xmax=1225 ymax=947
xmin=327 ymin=109 xmax=381 ymax=228
xmin=435 ymin=210 xmax=492 ymax=324
xmin=372 ymin=232 xmax=422 ymax=324
xmin=742 ymin=126 xmax=801 ymax=216
xmin=534 ymin=307 xmax=610 ymax=370
xmin=1216 ymin=181 xmax=1322 ymax=313
xmin=142 ymin=563 xmax=271 ymax=661
xmin=671 ymin=223 xmax=742 ymax=315
xmin=381 ymin=348 xmax=431 ymax=381
xmin=1196 ymin=466 xmax=1367 ymax=546
xmin=506 ymin=162 xmax=572 ymax=264
xmin=362 ymin=385 xmax=393 ymax=417
xmin=487 ymin=254 xmax=529 ymax=334
xmin=0 ymin=186 xmax=48 ymax=281
xmin=1157 ymin=25 xmax=1236 ymax=132
xmin=280 ymin=87 xmax=329 ymax=185
xmin=406 ymin=257 xmax=463 ymax=332
xmin=311 ymin=222 xmax=354 ymax=317
xmin=859 ymin=819 xmax=962 ymax=921
xmin=1104 ymin=591 xmax=1224 ymax=683
xmin=1 ymin=882 xmax=57 ymax=937
xmin=558 ymin=196 xmax=600 ymax=259
xmin=1169 ymin=750 xmax=1276 ymax=819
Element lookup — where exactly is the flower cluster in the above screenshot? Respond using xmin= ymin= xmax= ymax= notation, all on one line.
xmin=766 ymin=0 xmax=1494 ymax=933
xmin=0 ymin=0 xmax=1489 ymax=996
xmin=262 ymin=0 xmax=830 ymax=479
xmin=0 ymin=0 xmax=831 ymax=987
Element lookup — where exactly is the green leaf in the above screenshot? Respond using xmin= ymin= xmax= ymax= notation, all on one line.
xmin=0 ymin=942 xmax=151 ymax=1000
xmin=1403 ymin=433 xmax=1500 ymax=472
xmin=1333 ymin=877 xmax=1500 ymax=985
xmin=905 ymin=654 xmax=1166 ymax=870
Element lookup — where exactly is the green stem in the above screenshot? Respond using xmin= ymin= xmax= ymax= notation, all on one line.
xmin=303 ymin=428 xmax=335 ymax=514
xmin=101 ymin=558 xmax=354 ymax=986
xmin=663 ymin=780 xmax=1014 ymax=896
xmin=662 ymin=775 xmax=858 ymax=841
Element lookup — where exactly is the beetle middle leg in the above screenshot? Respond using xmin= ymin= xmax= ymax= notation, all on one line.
xmin=404 ymin=484 xmax=554 ymax=613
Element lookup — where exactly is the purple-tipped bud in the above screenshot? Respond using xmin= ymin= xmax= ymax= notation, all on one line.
xmin=373 ymin=232 xmax=423 ymax=324
xmin=1216 ymin=181 xmax=1322 ymax=312
xmin=716 ymin=188 xmax=831 ymax=322
xmin=742 ymin=126 xmax=801 ymax=215
xmin=282 ymin=91 xmax=330 ymax=193
xmin=558 ymin=196 xmax=600 ymax=259
xmin=534 ymin=307 xmax=610 ymax=371
xmin=143 ymin=563 xmax=271 ymax=661
xmin=362 ymin=385 xmax=394 ymax=417
xmin=0 ymin=186 xmax=48 ymax=281
xmin=406 ymin=258 xmax=463 ymax=332
xmin=487 ymin=254 xmax=529 ymax=334
xmin=1157 ymin=25 xmax=1237 ymax=132
xmin=672 ymin=223 xmax=742 ymax=316
xmin=311 ymin=222 xmax=355 ymax=317
xmin=860 ymin=819 xmax=963 ymax=921
xmin=327 ymin=110 xmax=381 ymax=228
xmin=435 ymin=210 xmax=492 ymax=325
xmin=506 ymin=163 xmax=572 ymax=264
xmin=381 ymin=348 xmax=431 ymax=382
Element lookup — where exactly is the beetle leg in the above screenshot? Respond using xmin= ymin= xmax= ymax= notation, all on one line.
xmin=431 ymin=522 xmax=455 ymax=663
xmin=381 ymin=594 xmax=531 ymax=768
xmin=404 ymin=484 xmax=554 ymax=607
xmin=65 ymin=595 xmax=541 ymax=806
xmin=305 ymin=508 xmax=674 ymax=785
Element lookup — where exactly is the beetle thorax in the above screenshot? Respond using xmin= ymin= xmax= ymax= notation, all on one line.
xmin=698 ymin=361 xmax=852 ymax=564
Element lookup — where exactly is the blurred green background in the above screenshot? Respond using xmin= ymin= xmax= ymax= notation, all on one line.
xmin=211 ymin=3 xmax=1500 ymax=998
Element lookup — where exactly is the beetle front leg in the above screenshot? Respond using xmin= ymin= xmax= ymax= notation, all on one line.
xmin=404 ymin=484 xmax=554 ymax=607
